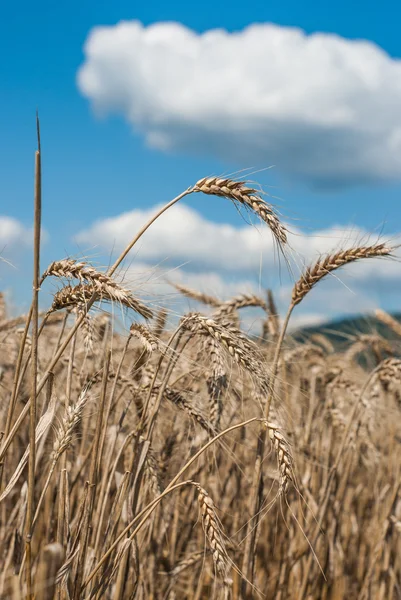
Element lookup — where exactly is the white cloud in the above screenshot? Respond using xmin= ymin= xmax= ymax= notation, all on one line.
xmin=0 ymin=216 xmax=32 ymax=249
xmin=74 ymin=202 xmax=401 ymax=326
xmin=77 ymin=21 xmax=401 ymax=189
xmin=74 ymin=202 xmax=399 ymax=275
xmin=0 ymin=217 xmax=50 ymax=298
xmin=0 ymin=216 xmax=35 ymax=273
xmin=75 ymin=202 xmax=281 ymax=272
xmin=0 ymin=217 xmax=49 ymax=259
xmin=288 ymin=313 xmax=328 ymax=332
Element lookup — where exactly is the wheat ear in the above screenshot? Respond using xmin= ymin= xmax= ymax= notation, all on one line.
xmin=51 ymin=283 xmax=153 ymax=319
xmin=213 ymin=293 xmax=268 ymax=318
xmin=292 ymin=244 xmax=392 ymax=306
xmin=193 ymin=483 xmax=229 ymax=578
xmin=174 ymin=283 xmax=221 ymax=307
xmin=153 ymin=307 xmax=168 ymax=337
xmin=375 ymin=308 xmax=401 ymax=337
xmin=194 ymin=176 xmax=287 ymax=246
xmin=130 ymin=323 xmax=160 ymax=353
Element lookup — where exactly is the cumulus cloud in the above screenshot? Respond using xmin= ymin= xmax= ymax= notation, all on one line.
xmin=74 ymin=202 xmax=401 ymax=327
xmin=0 ymin=216 xmax=32 ymax=249
xmin=0 ymin=216 xmax=49 ymax=257
xmin=0 ymin=215 xmax=35 ymax=269
xmin=75 ymin=202 xmax=283 ymax=272
xmin=74 ymin=202 xmax=398 ymax=274
xmin=287 ymin=313 xmax=328 ymax=332
xmin=0 ymin=217 xmax=38 ymax=304
xmin=78 ymin=21 xmax=401 ymax=189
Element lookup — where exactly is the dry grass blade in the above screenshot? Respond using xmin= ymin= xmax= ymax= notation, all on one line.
xmin=0 ymin=395 xmax=57 ymax=503
xmin=265 ymin=289 xmax=280 ymax=339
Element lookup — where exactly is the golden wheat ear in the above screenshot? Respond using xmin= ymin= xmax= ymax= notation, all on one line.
xmin=173 ymin=282 xmax=221 ymax=307
xmin=50 ymin=282 xmax=153 ymax=320
xmin=292 ymin=243 xmax=392 ymax=306
xmin=194 ymin=176 xmax=287 ymax=246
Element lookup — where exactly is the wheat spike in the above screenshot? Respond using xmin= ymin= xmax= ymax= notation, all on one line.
xmin=193 ymin=483 xmax=229 ymax=577
xmin=51 ymin=282 xmax=153 ymax=319
xmin=375 ymin=309 xmax=401 ymax=337
xmin=292 ymin=244 xmax=392 ymax=305
xmin=194 ymin=176 xmax=287 ymax=246
xmin=174 ymin=283 xmax=221 ymax=307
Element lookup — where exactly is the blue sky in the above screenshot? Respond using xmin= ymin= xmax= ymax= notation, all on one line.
xmin=1 ymin=0 xmax=401 ymax=326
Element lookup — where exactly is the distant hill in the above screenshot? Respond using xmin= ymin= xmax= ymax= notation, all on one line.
xmin=292 ymin=312 xmax=401 ymax=351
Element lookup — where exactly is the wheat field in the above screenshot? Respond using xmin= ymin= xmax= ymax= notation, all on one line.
xmin=0 ymin=154 xmax=400 ymax=599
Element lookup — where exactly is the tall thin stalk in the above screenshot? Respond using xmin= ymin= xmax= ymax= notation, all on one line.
xmin=25 ymin=114 xmax=41 ymax=600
